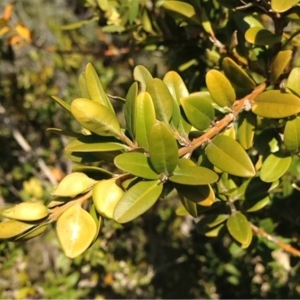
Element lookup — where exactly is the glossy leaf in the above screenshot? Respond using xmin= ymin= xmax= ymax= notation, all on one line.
xmin=114 ymin=152 xmax=159 ymax=179
xmin=146 ymin=78 xmax=174 ymax=123
xmin=180 ymin=92 xmax=215 ymax=131
xmin=237 ymin=112 xmax=257 ymax=150
xmin=16 ymin=223 xmax=48 ymax=241
xmin=179 ymin=196 xmax=198 ymax=218
xmin=271 ymin=0 xmax=300 ymax=12
xmin=260 ymin=153 xmax=292 ymax=183
xmin=163 ymin=71 xmax=189 ymax=102
xmin=85 ymin=63 xmax=113 ymax=111
xmin=113 ymin=180 xmax=163 ymax=223
xmin=52 ymin=172 xmax=96 ymax=197
xmin=0 ymin=219 xmax=36 ymax=239
xmin=134 ymin=92 xmax=156 ymax=150
xmin=286 ymin=67 xmax=300 ymax=97
xmin=125 ymin=82 xmax=138 ymax=139
xmin=56 ymin=204 xmax=97 ymax=258
xmin=226 ymin=212 xmax=253 ymax=248
xmin=170 ymin=166 xmax=218 ymax=185
xmin=71 ymin=98 xmax=121 ymax=137
xmin=148 ymin=122 xmax=178 ymax=175
xmin=133 ymin=65 xmax=153 ymax=91
xmin=1 ymin=201 xmax=49 ymax=221
xmin=245 ymin=27 xmax=282 ymax=46
xmin=92 ymin=179 xmax=124 ymax=219
xmin=244 ymin=196 xmax=270 ymax=213
xmin=222 ymin=57 xmax=256 ymax=97
xmin=269 ymin=50 xmax=292 ymax=84
xmin=284 ymin=117 xmax=300 ymax=151
xmin=206 ymin=69 xmax=236 ymax=107
xmin=205 ymin=135 xmax=256 ymax=177
xmin=252 ymin=90 xmax=300 ymax=118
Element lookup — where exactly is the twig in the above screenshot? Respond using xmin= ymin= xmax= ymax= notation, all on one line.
xmin=251 ymin=223 xmax=300 ymax=257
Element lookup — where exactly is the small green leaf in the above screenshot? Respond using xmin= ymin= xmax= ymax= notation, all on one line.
xmin=56 ymin=204 xmax=97 ymax=258
xmin=271 ymin=0 xmax=300 ymax=12
xmin=52 ymin=172 xmax=96 ymax=197
xmin=206 ymin=69 xmax=236 ymax=107
xmin=245 ymin=26 xmax=282 ymax=46
xmin=252 ymin=90 xmax=300 ymax=118
xmin=269 ymin=50 xmax=292 ymax=84
xmin=180 ymin=92 xmax=215 ymax=131
xmin=237 ymin=112 xmax=257 ymax=150
xmin=148 ymin=122 xmax=178 ymax=174
xmin=226 ymin=212 xmax=252 ymax=248
xmin=71 ymin=98 xmax=121 ymax=137
xmin=260 ymin=153 xmax=292 ymax=183
xmin=286 ymin=67 xmax=300 ymax=97
xmin=133 ymin=65 xmax=153 ymax=91
xmin=205 ymin=135 xmax=255 ymax=177
xmin=125 ymin=82 xmax=138 ymax=139
xmin=284 ymin=117 xmax=300 ymax=151
xmin=85 ymin=63 xmax=113 ymax=111
xmin=146 ymin=78 xmax=174 ymax=123
xmin=178 ymin=196 xmax=198 ymax=218
xmin=114 ymin=180 xmax=163 ymax=223
xmin=163 ymin=71 xmax=189 ymax=102
xmin=134 ymin=92 xmax=156 ymax=150
xmin=51 ymin=96 xmax=71 ymax=113
xmin=170 ymin=166 xmax=218 ymax=185
xmin=114 ymin=152 xmax=159 ymax=180
xmin=244 ymin=196 xmax=270 ymax=213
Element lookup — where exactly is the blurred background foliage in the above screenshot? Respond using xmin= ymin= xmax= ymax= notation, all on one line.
xmin=1 ymin=0 xmax=300 ymax=298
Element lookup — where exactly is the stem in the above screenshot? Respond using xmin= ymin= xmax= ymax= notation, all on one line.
xmin=178 ymin=82 xmax=266 ymax=157
xmin=251 ymin=223 xmax=300 ymax=257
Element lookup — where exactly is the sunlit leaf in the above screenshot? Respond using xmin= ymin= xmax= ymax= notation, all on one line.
xmin=269 ymin=50 xmax=292 ymax=84
xmin=245 ymin=26 xmax=282 ymax=46
xmin=237 ymin=112 xmax=257 ymax=150
xmin=271 ymin=0 xmax=300 ymax=12
xmin=51 ymin=96 xmax=71 ymax=113
xmin=0 ymin=219 xmax=36 ymax=239
xmin=286 ymin=67 xmax=300 ymax=97
xmin=133 ymin=65 xmax=153 ymax=91
xmin=284 ymin=116 xmax=300 ymax=151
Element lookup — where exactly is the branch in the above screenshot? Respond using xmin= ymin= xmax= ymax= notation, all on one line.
xmin=178 ymin=82 xmax=266 ymax=157
xmin=251 ymin=223 xmax=300 ymax=257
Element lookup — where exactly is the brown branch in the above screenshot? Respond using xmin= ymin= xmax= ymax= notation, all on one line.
xmin=178 ymin=82 xmax=266 ymax=157
xmin=251 ymin=223 xmax=300 ymax=257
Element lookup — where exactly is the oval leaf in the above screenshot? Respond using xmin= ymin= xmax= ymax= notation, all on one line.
xmin=252 ymin=90 xmax=300 ymax=118
xmin=113 ymin=180 xmax=163 ymax=223
xmin=286 ymin=67 xmax=300 ymax=97
xmin=245 ymin=26 xmax=282 ymax=46
xmin=52 ymin=172 xmax=96 ymax=197
xmin=271 ymin=0 xmax=300 ymax=12
xmin=226 ymin=212 xmax=253 ymax=248
xmin=114 ymin=152 xmax=159 ymax=179
xmin=206 ymin=69 xmax=236 ymax=107
xmin=284 ymin=116 xmax=300 ymax=151
xmin=148 ymin=122 xmax=178 ymax=174
xmin=170 ymin=166 xmax=218 ymax=185
xmin=205 ymin=135 xmax=256 ymax=177
xmin=133 ymin=65 xmax=153 ymax=91
xmin=237 ymin=112 xmax=257 ymax=150
xmin=269 ymin=50 xmax=292 ymax=84
xmin=71 ymin=98 xmax=121 ymax=137
xmin=56 ymin=204 xmax=97 ymax=258
xmin=0 ymin=219 xmax=36 ymax=239
xmin=260 ymin=153 xmax=292 ymax=183
xmin=125 ymin=82 xmax=138 ymax=139
xmin=180 ymin=92 xmax=215 ymax=131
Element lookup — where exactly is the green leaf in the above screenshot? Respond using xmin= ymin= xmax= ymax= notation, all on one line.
xmin=133 ymin=65 xmax=153 ymax=91
xmin=237 ymin=112 xmax=257 ymax=150
xmin=52 ymin=172 xmax=96 ymax=197
xmin=222 ymin=57 xmax=256 ymax=97
xmin=134 ymin=92 xmax=156 ymax=150
xmin=206 ymin=69 xmax=236 ymax=107
xmin=170 ymin=166 xmax=218 ymax=185
xmin=51 ymin=96 xmax=71 ymax=113
xmin=252 ymin=90 xmax=300 ymax=118
xmin=113 ymin=180 xmax=163 ymax=223
xmin=271 ymin=0 xmax=300 ymax=12
xmin=148 ymin=122 xmax=178 ymax=174
xmin=205 ymin=135 xmax=256 ymax=177
xmin=65 ymin=137 xmax=128 ymax=153
xmin=244 ymin=196 xmax=270 ymax=213
xmin=56 ymin=204 xmax=97 ymax=258
xmin=226 ymin=212 xmax=252 ymax=248
xmin=78 ymin=73 xmax=90 ymax=99
xmin=286 ymin=67 xmax=300 ymax=97
xmin=245 ymin=26 xmax=282 ymax=46
xmin=85 ymin=63 xmax=113 ymax=111
xmin=114 ymin=152 xmax=159 ymax=179
xmin=178 ymin=196 xmax=198 ymax=218
xmin=180 ymin=92 xmax=215 ymax=131
xmin=71 ymin=98 xmax=121 ymax=137
xmin=269 ymin=50 xmax=292 ymax=84
xmin=284 ymin=116 xmax=300 ymax=151
xmin=260 ymin=153 xmax=292 ymax=183
xmin=146 ymin=78 xmax=174 ymax=123
xmin=125 ymin=82 xmax=138 ymax=139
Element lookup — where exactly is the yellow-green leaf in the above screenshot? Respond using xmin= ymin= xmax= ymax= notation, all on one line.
xmin=245 ymin=26 xmax=282 ymax=46
xmin=286 ymin=67 xmax=300 ymax=97
xmin=237 ymin=112 xmax=257 ymax=150
xmin=0 ymin=219 xmax=36 ymax=239
xmin=133 ymin=65 xmax=153 ymax=91
xmin=252 ymin=90 xmax=300 ymax=118
xmin=269 ymin=50 xmax=292 ymax=84
xmin=284 ymin=116 xmax=300 ymax=151
xmin=56 ymin=204 xmax=97 ymax=258
xmin=271 ymin=0 xmax=300 ymax=12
